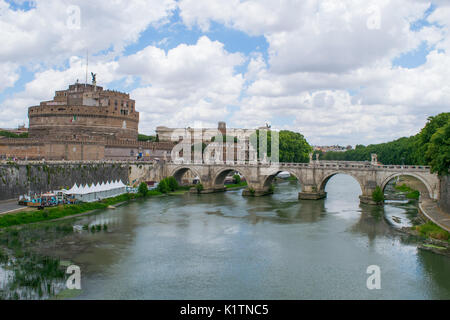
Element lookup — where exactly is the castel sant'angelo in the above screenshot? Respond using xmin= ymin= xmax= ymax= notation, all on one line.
xmin=0 ymin=79 xmax=174 ymax=161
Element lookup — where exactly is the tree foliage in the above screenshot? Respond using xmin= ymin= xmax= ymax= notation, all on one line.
xmin=157 ymin=176 xmax=179 ymax=193
xmin=138 ymin=182 xmax=148 ymax=196
xmin=0 ymin=130 xmax=28 ymax=138
xmin=250 ymin=130 xmax=312 ymax=163
xmin=138 ymin=134 xmax=157 ymax=142
xmin=320 ymin=113 xmax=449 ymax=175
xmin=425 ymin=121 xmax=450 ymax=176
xmin=166 ymin=176 xmax=179 ymax=192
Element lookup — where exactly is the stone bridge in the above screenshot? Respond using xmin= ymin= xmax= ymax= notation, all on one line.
xmin=147 ymin=157 xmax=440 ymax=204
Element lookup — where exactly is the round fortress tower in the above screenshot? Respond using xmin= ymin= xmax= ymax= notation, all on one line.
xmin=28 ymin=82 xmax=139 ymax=141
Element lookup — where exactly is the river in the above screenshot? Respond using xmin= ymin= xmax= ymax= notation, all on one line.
xmin=1 ymin=174 xmax=450 ymax=299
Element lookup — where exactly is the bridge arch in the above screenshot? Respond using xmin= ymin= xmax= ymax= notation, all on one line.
xmin=318 ymin=171 xmax=364 ymax=194
xmin=380 ymin=173 xmax=433 ymax=199
xmin=213 ymin=167 xmax=251 ymax=189
xmin=169 ymin=166 xmax=202 ymax=185
xmin=263 ymin=170 xmax=303 ymax=189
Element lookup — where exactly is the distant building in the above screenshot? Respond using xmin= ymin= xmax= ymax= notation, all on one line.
xmin=314 ymin=145 xmax=349 ymax=153
xmin=0 ymin=125 xmax=28 ymax=135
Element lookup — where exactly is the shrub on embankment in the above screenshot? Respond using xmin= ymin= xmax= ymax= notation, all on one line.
xmin=415 ymin=221 xmax=450 ymax=241
xmin=394 ymin=183 xmax=420 ymax=200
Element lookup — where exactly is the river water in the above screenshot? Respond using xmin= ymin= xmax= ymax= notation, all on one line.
xmin=58 ymin=174 xmax=448 ymax=300
xmin=2 ymin=174 xmax=450 ymax=299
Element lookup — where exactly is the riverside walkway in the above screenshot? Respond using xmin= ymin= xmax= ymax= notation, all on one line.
xmin=420 ymin=199 xmax=450 ymax=232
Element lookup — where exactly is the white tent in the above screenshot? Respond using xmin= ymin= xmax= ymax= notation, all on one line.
xmin=65 ymin=180 xmax=128 ymax=203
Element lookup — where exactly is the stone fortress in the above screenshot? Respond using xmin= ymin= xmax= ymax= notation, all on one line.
xmin=0 ymin=80 xmax=175 ymax=161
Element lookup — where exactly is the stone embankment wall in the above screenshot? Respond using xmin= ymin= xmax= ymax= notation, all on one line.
xmin=0 ymin=161 xmax=154 ymax=201
xmin=439 ymin=175 xmax=450 ymax=214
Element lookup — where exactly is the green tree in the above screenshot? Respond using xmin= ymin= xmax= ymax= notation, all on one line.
xmin=279 ymin=130 xmax=312 ymax=163
xmin=167 ymin=176 xmax=179 ymax=192
xmin=249 ymin=130 xmax=312 ymax=163
xmin=425 ymin=121 xmax=450 ymax=176
xmin=138 ymin=134 xmax=157 ymax=142
xmin=320 ymin=112 xmax=449 ymax=175
xmin=157 ymin=179 xmax=170 ymax=193
xmin=138 ymin=182 xmax=148 ymax=196
xmin=233 ymin=174 xmax=241 ymax=184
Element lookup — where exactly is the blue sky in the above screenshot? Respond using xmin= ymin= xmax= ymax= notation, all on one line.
xmin=0 ymin=0 xmax=448 ymax=146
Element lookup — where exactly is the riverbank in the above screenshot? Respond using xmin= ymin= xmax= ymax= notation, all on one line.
xmin=225 ymin=181 xmax=248 ymax=190
xmin=395 ymin=199 xmax=450 ymax=257
xmin=0 ymin=191 xmax=163 ymax=229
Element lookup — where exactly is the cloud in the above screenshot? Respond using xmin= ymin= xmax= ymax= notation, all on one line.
xmin=1 ymin=0 xmax=449 ymax=147
xmin=177 ymin=0 xmax=449 ymax=145
xmin=119 ymin=36 xmax=245 ymax=131
xmin=0 ymin=56 xmax=119 ymax=128
xmin=0 ymin=0 xmax=176 ymax=66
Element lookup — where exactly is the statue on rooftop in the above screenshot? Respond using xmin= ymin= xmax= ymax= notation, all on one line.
xmin=91 ymin=72 xmax=97 ymax=85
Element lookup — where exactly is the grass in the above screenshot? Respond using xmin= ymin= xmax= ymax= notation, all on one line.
xmin=225 ymin=181 xmax=248 ymax=189
xmin=395 ymin=183 xmax=420 ymax=200
xmin=0 ymin=191 xmax=163 ymax=229
xmin=51 ymin=289 xmax=83 ymax=300
xmin=422 ymin=244 xmax=446 ymax=250
xmin=415 ymin=221 xmax=450 ymax=241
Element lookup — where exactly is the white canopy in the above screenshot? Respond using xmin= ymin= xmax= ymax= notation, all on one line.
xmin=65 ymin=180 xmax=127 ymax=202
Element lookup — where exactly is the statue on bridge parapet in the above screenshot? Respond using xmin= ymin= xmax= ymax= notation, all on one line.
xmin=371 ymin=153 xmax=378 ymax=166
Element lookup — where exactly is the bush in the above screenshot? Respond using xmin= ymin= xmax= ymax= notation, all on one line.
xmin=416 ymin=221 xmax=450 ymax=241
xmin=157 ymin=179 xmax=170 ymax=193
xmin=195 ymin=183 xmax=204 ymax=194
xmin=138 ymin=182 xmax=148 ymax=196
xmin=372 ymin=186 xmax=384 ymax=203
xmin=233 ymin=174 xmax=241 ymax=184
xmin=167 ymin=176 xmax=179 ymax=192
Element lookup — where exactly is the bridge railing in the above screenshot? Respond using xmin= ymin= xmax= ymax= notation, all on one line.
xmin=166 ymin=160 xmax=431 ymax=171
xmin=0 ymin=160 xmax=157 ymax=166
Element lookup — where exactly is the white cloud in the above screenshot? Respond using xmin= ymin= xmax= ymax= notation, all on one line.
xmin=178 ymin=0 xmax=450 ymax=145
xmin=1 ymin=0 xmax=449 ymax=146
xmin=0 ymin=0 xmax=176 ymax=66
xmin=119 ymin=36 xmax=245 ymax=132
xmin=0 ymin=62 xmax=19 ymax=92
xmin=0 ymin=56 xmax=120 ymax=128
